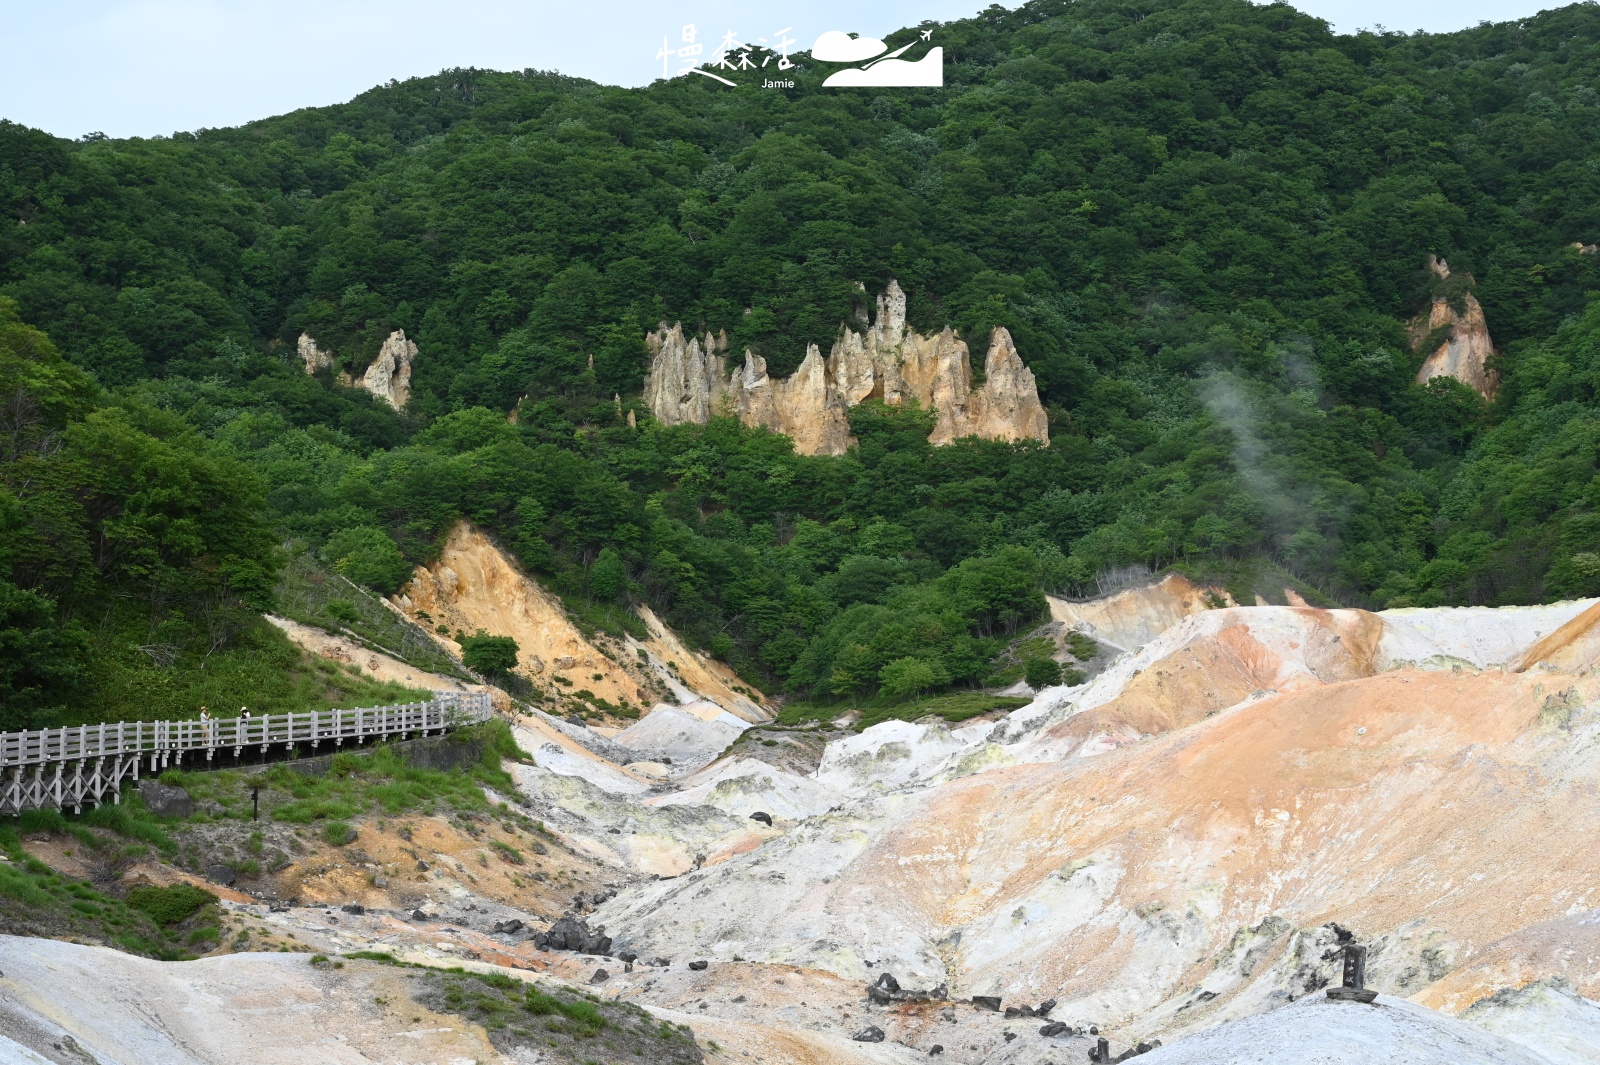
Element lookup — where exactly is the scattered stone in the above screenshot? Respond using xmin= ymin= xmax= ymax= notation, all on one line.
xmin=929 ymin=1048 xmax=944 ymax=1057
xmin=689 ymin=960 xmax=709 ymax=971
xmin=492 ymin=919 xmax=524 ymax=934
xmin=618 ymin=951 xmax=638 ymax=963
xmin=204 ymin=864 xmax=236 ymax=886
xmin=341 ymin=904 xmax=364 ymax=915
xmin=590 ymin=969 xmax=610 ymax=984
xmin=137 ymin=781 xmax=193 ymax=818
xmin=749 ymin=811 xmax=773 ymax=826
xmin=1005 ymin=1032 xmax=1017 ymax=1042
xmin=531 ymin=842 xmax=548 ymax=855
xmin=1040 ymin=1022 xmax=1070 ymax=1037
xmin=651 ymin=958 xmax=671 ymax=967
xmin=868 ymin=971 xmax=947 ymax=1004
xmin=852 ymin=1025 xmax=886 ymax=1043
xmin=410 ymin=909 xmax=428 ymax=921
xmin=732 ymin=995 xmax=746 ymax=1003
xmin=1007 ymin=997 xmax=1056 ymax=1019
xmin=538 ymin=916 xmax=612 ymax=955
xmin=416 ymin=860 xmax=429 ymax=871
xmin=971 ymin=996 xmax=1002 ymax=1012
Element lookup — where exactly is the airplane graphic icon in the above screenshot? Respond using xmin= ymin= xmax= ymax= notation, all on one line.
xmin=920 ymin=30 xmax=932 ymax=40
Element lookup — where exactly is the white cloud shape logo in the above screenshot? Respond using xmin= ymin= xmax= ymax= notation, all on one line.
xmin=823 ymin=47 xmax=943 ymax=87
xmin=811 ymin=30 xmax=888 ymax=63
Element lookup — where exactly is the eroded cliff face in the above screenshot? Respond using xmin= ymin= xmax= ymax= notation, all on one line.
xmin=296 ymin=329 xmax=417 ymax=410
xmin=643 ymin=280 xmax=1050 ymax=455
xmin=1413 ymin=255 xmax=1499 ymax=400
xmin=391 ymin=521 xmax=770 ymax=723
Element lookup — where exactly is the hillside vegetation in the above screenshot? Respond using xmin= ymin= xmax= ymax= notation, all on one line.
xmin=7 ymin=0 xmax=1600 ymax=722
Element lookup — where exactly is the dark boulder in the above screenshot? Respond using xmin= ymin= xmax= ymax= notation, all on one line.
xmin=542 ymin=916 xmax=610 ymax=954
xmin=204 ymin=864 xmax=236 ymax=886
xmin=868 ymin=972 xmax=946 ymax=1005
xmin=1040 ymin=1022 xmax=1070 ymax=1037
xmin=749 ymin=811 xmax=773 ymax=826
xmin=851 ymin=1026 xmax=886 ymax=1043
xmin=590 ymin=969 xmax=610 ymax=984
xmin=689 ymin=960 xmax=709 ymax=971
xmin=492 ymin=919 xmax=525 ymax=934
xmin=137 ymin=781 xmax=193 ymax=819
xmin=929 ymin=1048 xmax=944 ymax=1057
xmin=971 ymin=996 xmax=1001 ymax=1012
xmin=341 ymin=903 xmax=364 ymax=915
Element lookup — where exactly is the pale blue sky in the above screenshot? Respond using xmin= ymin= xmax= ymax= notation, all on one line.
xmin=0 ymin=0 xmax=1563 ymax=139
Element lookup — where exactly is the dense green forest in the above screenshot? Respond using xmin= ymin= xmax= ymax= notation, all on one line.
xmin=7 ymin=0 xmax=1600 ymax=725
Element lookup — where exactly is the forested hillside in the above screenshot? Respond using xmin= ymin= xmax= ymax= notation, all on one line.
xmin=7 ymin=0 xmax=1600 ymax=724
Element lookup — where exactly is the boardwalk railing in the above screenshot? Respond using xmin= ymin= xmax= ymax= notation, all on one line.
xmin=0 ymin=691 xmax=493 ymax=816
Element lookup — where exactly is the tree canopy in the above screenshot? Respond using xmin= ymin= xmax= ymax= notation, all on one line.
xmin=8 ymin=0 xmax=1600 ymax=714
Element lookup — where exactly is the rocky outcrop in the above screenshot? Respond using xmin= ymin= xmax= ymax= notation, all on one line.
xmin=643 ymin=280 xmax=1050 ymax=455
xmin=297 ymin=333 xmax=335 ymax=376
xmin=641 ymin=325 xmax=728 ymax=426
xmin=297 ymin=329 xmax=416 ymax=410
xmin=359 ymin=329 xmax=416 ymax=411
xmin=1412 ymin=255 xmax=1499 ymax=400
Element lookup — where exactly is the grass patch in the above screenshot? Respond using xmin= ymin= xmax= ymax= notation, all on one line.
xmin=161 ymin=720 xmax=529 ymax=826
xmin=126 ymin=882 xmax=215 ymax=925
xmin=28 ymin=603 xmax=434 ymax=731
xmin=0 ymin=826 xmax=205 ymax=959
xmin=413 ymin=967 xmax=703 ymax=1064
xmin=275 ymin=549 xmax=472 ymax=679
xmin=777 ymin=691 xmax=1031 ymax=731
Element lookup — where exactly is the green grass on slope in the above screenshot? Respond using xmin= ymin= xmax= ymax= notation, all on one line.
xmin=156 ymin=720 xmax=529 ymax=825
xmin=274 ymin=549 xmax=472 ymax=680
xmin=55 ymin=611 xmax=432 ymax=729
xmin=411 ymin=966 xmax=705 ymax=1064
xmin=0 ymin=821 xmax=217 ymax=958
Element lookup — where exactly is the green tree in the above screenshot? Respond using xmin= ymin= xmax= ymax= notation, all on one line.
xmin=323 ymin=527 xmax=412 ymax=594
xmin=1024 ymin=657 xmax=1063 ymax=689
xmin=879 ymin=657 xmax=948 ymax=698
xmin=460 ymin=631 xmax=519 ymax=676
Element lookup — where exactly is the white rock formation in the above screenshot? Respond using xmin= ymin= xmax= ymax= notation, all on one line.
xmin=643 ymin=280 xmax=1050 ymax=455
xmin=1414 ymin=255 xmax=1499 ymax=400
xmin=296 ymin=332 xmax=334 ymax=376
xmin=358 ymin=329 xmax=416 ymax=410
xmin=640 ymin=324 xmax=728 ymax=426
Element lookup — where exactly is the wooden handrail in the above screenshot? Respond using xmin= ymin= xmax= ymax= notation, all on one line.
xmin=0 ymin=691 xmax=493 ymax=815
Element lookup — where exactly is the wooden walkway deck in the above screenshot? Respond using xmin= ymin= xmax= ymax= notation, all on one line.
xmin=0 ymin=691 xmax=494 ymax=816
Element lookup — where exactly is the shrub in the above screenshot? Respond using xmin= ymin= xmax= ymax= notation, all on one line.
xmin=125 ymin=883 xmax=215 ymax=925
xmin=1024 ymin=657 xmax=1063 ymax=688
xmin=322 ymin=527 xmax=412 ymax=594
xmin=879 ymin=656 xmax=948 ymax=698
xmin=460 ymin=631 xmax=519 ymax=675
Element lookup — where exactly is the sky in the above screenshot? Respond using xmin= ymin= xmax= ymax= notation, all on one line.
xmin=0 ymin=0 xmax=1562 ymax=140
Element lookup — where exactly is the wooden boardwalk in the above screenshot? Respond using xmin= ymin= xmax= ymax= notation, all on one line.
xmin=0 ymin=691 xmax=493 ymax=816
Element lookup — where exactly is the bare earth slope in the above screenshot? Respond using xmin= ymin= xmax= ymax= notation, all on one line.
xmin=10 ymin=582 xmax=1600 ymax=1065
